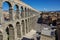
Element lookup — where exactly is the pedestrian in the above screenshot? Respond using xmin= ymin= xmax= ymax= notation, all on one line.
xmin=55 ymin=23 xmax=60 ymax=40
xmin=47 ymin=16 xmax=52 ymax=26
xmin=37 ymin=14 xmax=43 ymax=32
xmin=52 ymin=20 xmax=57 ymax=26
xmin=36 ymin=32 xmax=41 ymax=40
xmin=55 ymin=29 xmax=58 ymax=40
xmin=37 ymin=14 xmax=43 ymax=24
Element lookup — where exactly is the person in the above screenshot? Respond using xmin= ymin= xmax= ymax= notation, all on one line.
xmin=47 ymin=16 xmax=52 ymax=26
xmin=55 ymin=23 xmax=60 ymax=40
xmin=37 ymin=14 xmax=43 ymax=24
xmin=52 ymin=20 xmax=57 ymax=26
xmin=36 ymin=32 xmax=41 ymax=40
xmin=55 ymin=29 xmax=58 ymax=40
xmin=37 ymin=13 xmax=43 ymax=32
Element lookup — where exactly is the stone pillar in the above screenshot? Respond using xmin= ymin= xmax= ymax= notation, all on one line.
xmin=25 ymin=8 xmax=28 ymax=17
xmin=0 ymin=0 xmax=2 ymax=7
xmin=28 ymin=18 xmax=30 ymax=32
xmin=21 ymin=20 xmax=25 ymax=35
xmin=0 ymin=1 xmax=1 ymax=23
xmin=12 ymin=10 xmax=15 ymax=20
xmin=20 ymin=22 xmax=23 ymax=37
xmin=25 ymin=8 xmax=26 ymax=17
xmin=27 ymin=19 xmax=29 ymax=33
xmin=28 ymin=9 xmax=29 ymax=17
xmin=24 ymin=20 xmax=26 ymax=34
xmin=21 ymin=7 xmax=25 ymax=18
xmin=9 ymin=25 xmax=15 ymax=40
xmin=0 ymin=0 xmax=3 ymax=24
xmin=9 ymin=7 xmax=13 ymax=20
xmin=24 ymin=7 xmax=25 ymax=18
xmin=16 ymin=9 xmax=20 ymax=19
xmin=27 ymin=9 xmax=28 ymax=17
xmin=19 ymin=6 xmax=21 ymax=19
xmin=0 ymin=7 xmax=2 ymax=24
xmin=29 ymin=9 xmax=31 ymax=17
xmin=25 ymin=19 xmax=28 ymax=33
xmin=27 ymin=18 xmax=29 ymax=32
xmin=0 ymin=31 xmax=3 ymax=40
xmin=16 ymin=23 xmax=21 ymax=38
xmin=29 ymin=18 xmax=32 ymax=31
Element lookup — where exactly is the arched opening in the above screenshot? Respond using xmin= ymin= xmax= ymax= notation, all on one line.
xmin=16 ymin=22 xmax=21 ymax=38
xmin=21 ymin=20 xmax=25 ymax=35
xmin=0 ymin=31 xmax=3 ymax=40
xmin=2 ymin=1 xmax=13 ymax=21
xmin=6 ymin=24 xmax=15 ymax=40
xmin=25 ymin=8 xmax=27 ymax=17
xmin=14 ymin=5 xmax=19 ymax=19
xmin=25 ymin=19 xmax=28 ymax=33
xmin=21 ymin=6 xmax=24 ymax=18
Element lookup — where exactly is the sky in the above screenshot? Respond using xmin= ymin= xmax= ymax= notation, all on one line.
xmin=21 ymin=0 xmax=60 ymax=11
xmin=2 ymin=0 xmax=60 ymax=11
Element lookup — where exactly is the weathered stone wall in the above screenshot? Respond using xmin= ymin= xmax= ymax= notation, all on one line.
xmin=0 ymin=0 xmax=40 ymax=40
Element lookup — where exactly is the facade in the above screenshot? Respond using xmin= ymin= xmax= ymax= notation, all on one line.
xmin=42 ymin=12 xmax=57 ymax=21
xmin=0 ymin=0 xmax=40 ymax=40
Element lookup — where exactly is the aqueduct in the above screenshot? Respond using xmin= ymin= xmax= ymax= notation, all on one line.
xmin=0 ymin=0 xmax=40 ymax=40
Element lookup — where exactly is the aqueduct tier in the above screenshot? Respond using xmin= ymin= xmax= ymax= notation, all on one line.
xmin=0 ymin=0 xmax=40 ymax=40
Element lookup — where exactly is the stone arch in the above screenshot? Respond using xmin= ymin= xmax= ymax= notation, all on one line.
xmin=0 ymin=31 xmax=3 ymax=40
xmin=2 ymin=1 xmax=13 ymax=21
xmin=14 ymin=4 xmax=19 ymax=19
xmin=21 ymin=20 xmax=25 ymax=35
xmin=14 ymin=5 xmax=19 ymax=10
xmin=21 ymin=6 xmax=23 ymax=11
xmin=6 ymin=24 xmax=15 ymax=40
xmin=20 ymin=6 xmax=24 ymax=18
xmin=2 ymin=1 xmax=12 ymax=10
xmin=16 ymin=22 xmax=21 ymax=38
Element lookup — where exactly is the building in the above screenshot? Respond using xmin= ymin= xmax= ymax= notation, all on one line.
xmin=0 ymin=0 xmax=40 ymax=40
xmin=41 ymin=12 xmax=57 ymax=24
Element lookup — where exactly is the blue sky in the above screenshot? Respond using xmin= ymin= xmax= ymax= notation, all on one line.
xmin=2 ymin=0 xmax=60 ymax=11
xmin=2 ymin=2 xmax=9 ymax=11
xmin=21 ymin=0 xmax=60 ymax=11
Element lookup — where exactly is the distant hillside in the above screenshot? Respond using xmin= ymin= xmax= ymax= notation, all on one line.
xmin=40 ymin=10 xmax=60 ymax=12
